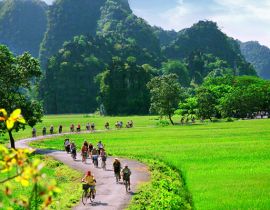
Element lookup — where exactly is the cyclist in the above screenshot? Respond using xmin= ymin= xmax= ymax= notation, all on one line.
xmin=70 ymin=142 xmax=77 ymax=160
xmin=91 ymin=147 xmax=98 ymax=167
xmin=82 ymin=171 xmax=96 ymax=199
xmin=100 ymin=149 xmax=107 ymax=170
xmin=88 ymin=142 xmax=93 ymax=157
xmin=77 ymin=124 xmax=81 ymax=132
xmin=97 ymin=141 xmax=104 ymax=155
xmin=59 ymin=125 xmax=63 ymax=134
xmin=32 ymin=127 xmax=37 ymax=137
xmin=64 ymin=138 xmax=70 ymax=153
xmin=86 ymin=123 xmax=90 ymax=131
xmin=50 ymin=125 xmax=54 ymax=134
xmin=105 ymin=122 xmax=109 ymax=129
xmin=42 ymin=127 xmax=46 ymax=136
xmin=70 ymin=124 xmax=74 ymax=132
xmin=91 ymin=123 xmax=95 ymax=131
xmin=122 ymin=165 xmax=131 ymax=190
xmin=113 ymin=158 xmax=121 ymax=183
xmin=81 ymin=141 xmax=88 ymax=163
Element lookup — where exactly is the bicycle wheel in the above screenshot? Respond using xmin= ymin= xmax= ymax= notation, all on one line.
xmin=124 ymin=180 xmax=128 ymax=192
xmin=82 ymin=191 xmax=89 ymax=205
xmin=89 ymin=189 xmax=95 ymax=202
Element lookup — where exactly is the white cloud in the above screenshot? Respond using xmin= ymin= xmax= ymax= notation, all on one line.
xmin=132 ymin=0 xmax=270 ymax=47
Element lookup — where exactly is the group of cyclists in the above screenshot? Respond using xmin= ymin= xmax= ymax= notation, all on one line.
xmin=32 ymin=120 xmax=134 ymax=137
xmin=63 ymin=138 xmax=132 ymax=203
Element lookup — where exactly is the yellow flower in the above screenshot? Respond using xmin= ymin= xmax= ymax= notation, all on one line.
xmin=6 ymin=109 xmax=26 ymax=130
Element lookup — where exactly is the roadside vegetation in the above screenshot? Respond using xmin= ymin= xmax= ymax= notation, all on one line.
xmin=0 ymin=155 xmax=82 ymax=209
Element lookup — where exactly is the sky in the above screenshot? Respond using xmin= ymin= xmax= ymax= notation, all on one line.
xmin=43 ymin=0 xmax=270 ymax=48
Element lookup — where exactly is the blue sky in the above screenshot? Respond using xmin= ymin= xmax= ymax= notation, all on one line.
xmin=43 ymin=0 xmax=270 ymax=47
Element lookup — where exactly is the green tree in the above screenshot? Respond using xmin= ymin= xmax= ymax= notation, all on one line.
xmin=96 ymin=56 xmax=152 ymax=115
xmin=176 ymin=97 xmax=198 ymax=121
xmin=0 ymin=45 xmax=43 ymax=148
xmin=147 ymin=74 xmax=181 ymax=125
xmin=196 ymin=87 xmax=217 ymax=121
xmin=162 ymin=60 xmax=190 ymax=87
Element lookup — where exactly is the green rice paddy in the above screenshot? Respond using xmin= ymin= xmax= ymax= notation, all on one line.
xmin=3 ymin=115 xmax=270 ymax=209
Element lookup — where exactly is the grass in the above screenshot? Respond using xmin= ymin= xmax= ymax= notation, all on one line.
xmin=28 ymin=116 xmax=270 ymax=210
xmin=0 ymin=155 xmax=82 ymax=210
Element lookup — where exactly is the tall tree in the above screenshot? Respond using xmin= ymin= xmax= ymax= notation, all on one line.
xmin=96 ymin=56 xmax=152 ymax=115
xmin=0 ymin=45 xmax=43 ymax=148
xmin=147 ymin=74 xmax=181 ymax=125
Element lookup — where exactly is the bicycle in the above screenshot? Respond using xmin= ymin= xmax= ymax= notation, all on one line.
xmin=122 ymin=173 xmax=130 ymax=192
xmin=101 ymin=160 xmax=106 ymax=170
xmin=82 ymin=184 xmax=95 ymax=205
xmin=124 ymin=179 xmax=129 ymax=192
xmin=93 ymin=155 xmax=98 ymax=168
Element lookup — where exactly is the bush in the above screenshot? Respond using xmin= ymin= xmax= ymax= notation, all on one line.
xmin=128 ymin=160 xmax=193 ymax=210
xmin=156 ymin=120 xmax=170 ymax=127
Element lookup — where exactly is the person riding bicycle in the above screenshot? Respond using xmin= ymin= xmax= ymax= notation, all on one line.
xmin=122 ymin=165 xmax=131 ymax=190
xmin=59 ymin=125 xmax=63 ymax=134
xmin=77 ymin=124 xmax=81 ymax=132
xmin=100 ymin=149 xmax=107 ymax=169
xmin=105 ymin=122 xmax=109 ymax=129
xmin=64 ymin=138 xmax=70 ymax=153
xmin=97 ymin=141 xmax=104 ymax=155
xmin=50 ymin=125 xmax=54 ymax=134
xmin=82 ymin=171 xmax=96 ymax=198
xmin=70 ymin=124 xmax=74 ymax=132
xmin=42 ymin=126 xmax=46 ymax=136
xmin=91 ymin=123 xmax=95 ymax=131
xmin=70 ymin=142 xmax=77 ymax=160
xmin=91 ymin=147 xmax=98 ymax=167
xmin=32 ymin=127 xmax=37 ymax=137
xmin=81 ymin=141 xmax=88 ymax=163
xmin=113 ymin=158 xmax=121 ymax=183
xmin=86 ymin=123 xmax=90 ymax=131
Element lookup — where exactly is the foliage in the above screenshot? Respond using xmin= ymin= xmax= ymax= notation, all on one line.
xmin=176 ymin=97 xmax=198 ymax=121
xmin=39 ymin=0 xmax=105 ymax=66
xmin=164 ymin=21 xmax=257 ymax=77
xmin=0 ymin=0 xmax=47 ymax=57
xmin=187 ymin=75 xmax=270 ymax=120
xmin=96 ymin=56 xmax=153 ymax=115
xmin=128 ymin=160 xmax=192 ymax=210
xmin=40 ymin=34 xmax=159 ymax=114
xmin=0 ymin=45 xmax=43 ymax=147
xmin=0 ymin=146 xmax=60 ymax=209
xmin=240 ymin=41 xmax=270 ymax=79
xmin=161 ymin=60 xmax=190 ymax=87
xmin=152 ymin=26 xmax=178 ymax=47
xmin=147 ymin=74 xmax=181 ymax=124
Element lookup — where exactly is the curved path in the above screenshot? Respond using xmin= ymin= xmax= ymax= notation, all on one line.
xmin=16 ymin=134 xmax=150 ymax=210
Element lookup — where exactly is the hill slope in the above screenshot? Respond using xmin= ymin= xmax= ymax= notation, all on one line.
xmin=163 ymin=21 xmax=256 ymax=76
xmin=0 ymin=0 xmax=47 ymax=57
xmin=39 ymin=0 xmax=106 ymax=66
xmin=240 ymin=41 xmax=270 ymax=79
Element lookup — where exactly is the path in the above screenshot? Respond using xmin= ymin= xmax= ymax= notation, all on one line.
xmin=16 ymin=135 xmax=150 ymax=210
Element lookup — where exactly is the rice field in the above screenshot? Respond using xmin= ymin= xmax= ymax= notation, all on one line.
xmin=4 ymin=115 xmax=270 ymax=209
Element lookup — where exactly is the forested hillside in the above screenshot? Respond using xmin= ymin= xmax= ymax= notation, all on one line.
xmin=0 ymin=0 xmax=263 ymax=114
xmin=0 ymin=0 xmax=47 ymax=57
xmin=39 ymin=0 xmax=106 ymax=67
xmin=240 ymin=41 xmax=270 ymax=79
xmin=163 ymin=21 xmax=256 ymax=77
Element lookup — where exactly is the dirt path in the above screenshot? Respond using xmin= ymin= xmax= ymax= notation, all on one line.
xmin=16 ymin=135 xmax=150 ymax=210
